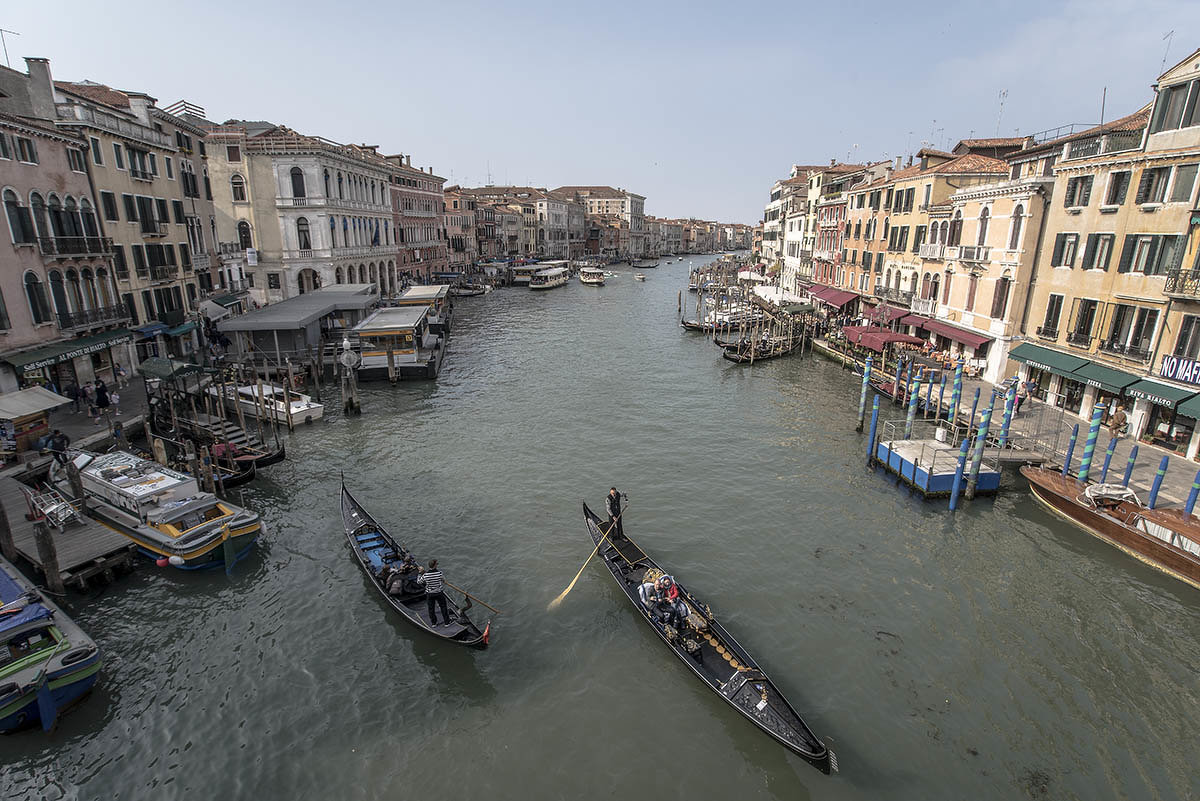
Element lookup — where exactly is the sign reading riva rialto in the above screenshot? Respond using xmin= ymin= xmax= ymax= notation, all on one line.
xmin=1160 ymin=354 xmax=1200 ymax=386
xmin=22 ymin=334 xmax=133 ymax=372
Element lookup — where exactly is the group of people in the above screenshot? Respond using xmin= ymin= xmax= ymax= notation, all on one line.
xmin=378 ymin=552 xmax=455 ymax=627
xmin=61 ymin=373 xmax=123 ymax=424
xmin=604 ymin=487 xmax=691 ymax=633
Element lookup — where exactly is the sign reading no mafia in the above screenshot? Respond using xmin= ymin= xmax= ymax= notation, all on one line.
xmin=1160 ymin=354 xmax=1200 ymax=386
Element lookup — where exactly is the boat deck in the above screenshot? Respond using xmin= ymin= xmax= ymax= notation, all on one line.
xmin=0 ymin=476 xmax=135 ymax=589
xmin=877 ymin=438 xmax=1002 ymax=497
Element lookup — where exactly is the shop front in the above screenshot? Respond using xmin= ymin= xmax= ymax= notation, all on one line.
xmin=1007 ymin=342 xmax=1089 ymax=409
xmin=0 ymin=329 xmax=134 ymax=395
xmin=0 ymin=386 xmax=71 ymax=465
xmin=1125 ymin=378 xmax=1199 ymax=455
xmin=1068 ymin=362 xmax=1139 ymax=422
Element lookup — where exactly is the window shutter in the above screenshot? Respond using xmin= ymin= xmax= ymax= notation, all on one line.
xmin=1134 ymin=171 xmax=1154 ymax=204
xmin=1116 ymin=235 xmax=1136 ymax=272
xmin=1081 ymin=234 xmax=1097 ymax=269
xmin=1100 ymin=236 xmax=1114 ymax=271
xmin=1144 ymin=236 xmax=1162 ymax=275
xmin=1051 ymin=233 xmax=1065 ymax=266
xmin=1079 ymin=177 xmax=1091 ymax=206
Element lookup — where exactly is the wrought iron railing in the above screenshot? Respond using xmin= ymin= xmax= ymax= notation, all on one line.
xmin=1036 ymin=325 xmax=1059 ymax=340
xmin=57 ymin=304 xmax=131 ymax=331
xmin=1098 ymin=341 xmax=1152 ymax=361
xmin=38 ymin=236 xmax=113 ymax=257
xmin=1163 ymin=268 xmax=1200 ymax=298
xmin=1065 ymin=330 xmax=1092 ymax=347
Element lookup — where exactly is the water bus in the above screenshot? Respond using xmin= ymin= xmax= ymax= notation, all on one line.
xmin=530 ymin=265 xmax=570 ymax=290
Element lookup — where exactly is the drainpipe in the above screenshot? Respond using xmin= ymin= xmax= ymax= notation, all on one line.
xmin=1148 ymin=297 xmax=1174 ymax=378
xmin=1017 ymin=188 xmax=1051 ymax=336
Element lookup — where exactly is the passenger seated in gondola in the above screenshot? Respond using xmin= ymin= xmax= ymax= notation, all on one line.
xmin=639 ymin=574 xmax=685 ymax=630
xmin=379 ymin=554 xmax=420 ymax=596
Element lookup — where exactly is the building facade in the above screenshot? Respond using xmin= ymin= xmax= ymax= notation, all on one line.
xmin=385 ymin=154 xmax=446 ymax=281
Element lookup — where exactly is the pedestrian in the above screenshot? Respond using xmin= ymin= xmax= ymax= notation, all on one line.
xmin=94 ymin=379 xmax=110 ymax=424
xmin=417 ymin=559 xmax=451 ymax=627
xmin=64 ymin=381 xmax=80 ymax=414
xmin=1109 ymin=405 xmax=1128 ymax=437
xmin=115 ymin=363 xmax=129 ymax=389
xmin=109 ymin=389 xmax=121 ymax=416
xmin=1015 ymin=381 xmax=1028 ymax=415
xmin=49 ymin=429 xmax=70 ymax=465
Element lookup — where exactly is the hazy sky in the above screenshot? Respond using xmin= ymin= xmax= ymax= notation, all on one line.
xmin=4 ymin=1 xmax=1198 ymax=223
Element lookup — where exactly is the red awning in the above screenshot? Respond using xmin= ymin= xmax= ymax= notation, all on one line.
xmin=814 ymin=288 xmax=858 ymax=308
xmin=843 ymin=326 xmax=927 ymax=353
xmin=900 ymin=314 xmax=931 ymax=327
xmin=920 ymin=319 xmax=993 ymax=349
xmin=871 ymin=304 xmax=909 ymax=323
xmin=807 ymin=285 xmax=833 ymax=300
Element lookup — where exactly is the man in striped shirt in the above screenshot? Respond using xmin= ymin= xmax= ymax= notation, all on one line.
xmin=418 ymin=559 xmax=451 ymax=626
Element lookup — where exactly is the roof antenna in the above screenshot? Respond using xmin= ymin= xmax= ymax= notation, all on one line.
xmin=1160 ymin=30 xmax=1175 ymax=76
xmin=1099 ymin=86 xmax=1107 ymax=128
xmin=995 ymin=89 xmax=1008 ymax=136
xmin=0 ymin=28 xmax=19 ymax=69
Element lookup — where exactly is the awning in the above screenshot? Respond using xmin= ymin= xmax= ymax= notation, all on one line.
xmin=806 ymin=286 xmax=832 ymax=300
xmin=814 ymin=288 xmax=858 ymax=308
xmin=1008 ymin=342 xmax=1090 ymax=377
xmin=138 ymin=356 xmax=207 ymax=381
xmin=900 ymin=314 xmax=931 ymax=327
xmin=166 ymin=321 xmax=197 ymax=337
xmin=843 ymin=326 xmax=927 ymax=353
xmin=1069 ymin=362 xmax=1140 ymax=394
xmin=911 ymin=318 xmax=993 ymax=349
xmin=1 ymin=328 xmax=132 ymax=373
xmin=0 ymin=386 xmax=71 ymax=419
xmin=210 ymin=293 xmax=244 ymax=308
xmin=134 ymin=322 xmax=169 ymax=338
xmin=1175 ymin=394 xmax=1200 ymax=419
xmin=200 ymin=299 xmax=231 ymax=321
xmin=1124 ymin=379 xmax=1197 ymax=410
xmin=871 ymin=305 xmax=909 ymax=323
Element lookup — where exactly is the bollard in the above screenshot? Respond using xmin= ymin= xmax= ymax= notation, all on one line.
xmin=1061 ymin=424 xmax=1079 ymax=479
xmin=949 ymin=438 xmax=971 ymax=511
xmin=1186 ymin=469 xmax=1200 ymax=517
xmin=1148 ymin=455 xmax=1170 ymax=509
xmin=1121 ymin=445 xmax=1139 ymax=488
xmin=867 ymin=395 xmax=880 ymax=464
xmin=997 ymin=384 xmax=1017 ymax=449
xmin=1099 ymin=437 xmax=1119 ymax=484
xmin=892 ymin=356 xmax=904 ymax=402
xmin=936 ymin=373 xmax=947 ymax=421
xmin=924 ymin=373 xmax=935 ymax=418
xmin=904 ymin=368 xmax=923 ymax=439
xmin=901 ymin=360 xmax=913 ymax=406
xmin=1076 ymin=403 xmax=1107 ymax=483
xmin=856 ymin=356 xmax=873 ymax=433
xmin=946 ymin=359 xmax=964 ymax=425
xmin=965 ymin=401 xmax=995 ymax=500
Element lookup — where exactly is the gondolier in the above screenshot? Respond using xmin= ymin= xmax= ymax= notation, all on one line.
xmin=606 ymin=487 xmax=625 ymax=540
xmin=418 ymin=559 xmax=451 ymax=626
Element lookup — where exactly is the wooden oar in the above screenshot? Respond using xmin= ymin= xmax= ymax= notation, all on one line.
xmin=445 ymin=581 xmax=503 ymax=615
xmin=548 ymin=503 xmax=626 ymax=610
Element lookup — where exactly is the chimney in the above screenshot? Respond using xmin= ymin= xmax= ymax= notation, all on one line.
xmin=906 ymin=155 xmax=913 ymax=168
xmin=23 ymin=57 xmax=56 ymax=121
xmin=125 ymin=92 xmax=155 ymax=126
xmin=1021 ymin=135 xmax=1035 ymax=150
xmin=406 ymin=155 xmax=412 ymax=167
xmin=830 ymin=158 xmax=836 ymax=167
xmin=894 ymin=155 xmax=903 ymax=170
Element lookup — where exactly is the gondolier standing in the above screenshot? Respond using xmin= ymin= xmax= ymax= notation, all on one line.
xmin=606 ymin=487 xmax=625 ymax=541
xmin=418 ymin=559 xmax=451 ymax=626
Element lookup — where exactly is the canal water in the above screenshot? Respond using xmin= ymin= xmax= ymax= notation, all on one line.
xmin=4 ymin=258 xmax=1198 ymax=801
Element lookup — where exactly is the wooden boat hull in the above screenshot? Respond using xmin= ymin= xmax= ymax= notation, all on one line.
xmin=1021 ymin=467 xmax=1200 ymax=591
xmin=580 ymin=503 xmax=835 ymax=774
xmin=341 ymin=482 xmax=489 ymax=648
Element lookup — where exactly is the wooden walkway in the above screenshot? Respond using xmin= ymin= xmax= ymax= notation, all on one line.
xmin=0 ymin=475 xmax=134 ymax=590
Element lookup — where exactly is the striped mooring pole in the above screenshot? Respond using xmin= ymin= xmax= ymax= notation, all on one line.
xmin=966 ymin=387 xmax=981 ymax=433
xmin=867 ymin=394 xmax=880 ymax=464
xmin=1061 ymin=424 xmax=1080 ymax=478
xmin=946 ymin=359 xmax=964 ymax=425
xmin=1076 ymin=402 xmax=1107 ymax=483
xmin=965 ymin=399 xmax=995 ymax=500
xmin=997 ymin=384 xmax=1017 ymax=449
xmin=936 ymin=373 xmax=947 ymax=421
xmin=856 ymin=356 xmax=873 ymax=432
xmin=904 ymin=368 xmax=923 ymax=439
xmin=1148 ymin=455 xmax=1170 ymax=509
xmin=892 ymin=355 xmax=905 ymax=402
xmin=1121 ymin=445 xmax=1139 ymax=488
xmin=1185 ymin=469 xmax=1200 ymax=517
xmin=924 ymin=373 xmax=935 ymax=418
xmin=1098 ymin=437 xmax=1119 ymax=484
xmin=948 ymin=438 xmax=970 ymax=511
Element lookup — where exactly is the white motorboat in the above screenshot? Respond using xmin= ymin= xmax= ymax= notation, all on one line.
xmin=579 ymin=267 xmax=606 ymax=286
xmin=634 ymin=273 xmax=647 ymax=281
xmin=207 ymin=383 xmax=324 ymax=425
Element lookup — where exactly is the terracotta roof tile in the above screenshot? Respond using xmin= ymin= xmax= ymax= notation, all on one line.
xmin=956 ymin=137 xmax=1025 ymax=148
xmin=54 ymin=80 xmax=131 ymax=111
xmin=1012 ymin=106 xmax=1152 ymax=159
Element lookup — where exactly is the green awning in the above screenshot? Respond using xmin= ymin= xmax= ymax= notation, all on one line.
xmin=782 ymin=303 xmax=815 ymax=314
xmin=1069 ymin=362 xmax=1140 ymax=394
xmin=1124 ymin=379 xmax=1197 ymax=409
xmin=138 ymin=357 xmax=206 ymax=381
xmin=1008 ymin=342 xmax=1090 ymax=377
xmin=1 ymin=329 xmax=132 ymax=372
xmin=165 ymin=321 xmax=197 ymax=337
xmin=1176 ymin=395 xmax=1200 ymax=419
xmin=211 ymin=294 xmax=243 ymax=308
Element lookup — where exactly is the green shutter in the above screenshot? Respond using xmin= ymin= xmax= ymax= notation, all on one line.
xmin=1117 ymin=235 xmax=1137 ymax=272
xmin=1051 ymin=233 xmax=1065 ymax=266
xmin=1081 ymin=233 xmax=1097 ymax=269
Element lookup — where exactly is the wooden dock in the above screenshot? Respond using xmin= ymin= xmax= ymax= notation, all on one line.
xmin=0 ymin=475 xmax=134 ymax=590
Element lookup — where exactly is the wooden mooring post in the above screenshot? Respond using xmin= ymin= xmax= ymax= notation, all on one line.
xmin=0 ymin=495 xmax=16 ymax=562
xmin=32 ymin=520 xmax=65 ymax=595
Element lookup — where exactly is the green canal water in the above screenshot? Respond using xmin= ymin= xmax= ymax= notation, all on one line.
xmin=3 ymin=257 xmax=1198 ymax=800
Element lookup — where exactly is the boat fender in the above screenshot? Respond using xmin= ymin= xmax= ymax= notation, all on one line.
xmin=168 ymin=556 xmax=185 ymax=567
xmin=0 ymin=681 xmax=19 ymax=699
xmin=155 ymin=557 xmax=170 ymax=567
xmin=60 ymin=646 xmax=96 ymax=666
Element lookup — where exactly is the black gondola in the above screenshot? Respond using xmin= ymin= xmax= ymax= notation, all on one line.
xmin=341 ymin=480 xmax=489 ymax=648
xmin=580 ymin=503 xmax=836 ymax=775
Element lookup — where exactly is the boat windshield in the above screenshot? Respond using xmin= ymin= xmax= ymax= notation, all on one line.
xmin=0 ymin=626 xmax=58 ymax=669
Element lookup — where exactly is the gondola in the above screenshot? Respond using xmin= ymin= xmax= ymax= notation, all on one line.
xmin=580 ymin=503 xmax=836 ymax=774
xmin=341 ymin=480 xmax=489 ymax=648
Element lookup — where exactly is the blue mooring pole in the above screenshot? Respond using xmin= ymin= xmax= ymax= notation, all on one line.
xmin=902 ymin=360 xmax=913 ymax=406
xmin=937 ymin=373 xmax=947 ymax=421
xmin=867 ymin=394 xmax=880 ymax=464
xmin=1076 ymin=402 xmax=1107 ymax=483
xmin=949 ymin=438 xmax=970 ymax=511
xmin=997 ymin=384 xmax=1017 ymax=449
xmin=1186 ymin=469 xmax=1200 ymax=517
xmin=965 ymin=400 xmax=995 ymax=500
xmin=924 ymin=373 xmax=935 ymax=417
xmin=966 ymin=387 xmax=981 ymax=433
xmin=1121 ymin=445 xmax=1139 ymax=487
xmin=1148 ymin=455 xmax=1170 ymax=509
xmin=1061 ymin=424 xmax=1080 ymax=478
xmin=946 ymin=359 xmax=964 ymax=425
xmin=904 ymin=368 xmax=922 ymax=439
xmin=856 ymin=356 xmax=873 ymax=432
xmin=1098 ymin=437 xmax=1119 ymax=484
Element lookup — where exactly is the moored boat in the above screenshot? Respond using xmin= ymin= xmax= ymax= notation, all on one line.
xmin=206 ymin=383 xmax=324 ymax=426
xmin=340 ymin=480 xmax=490 ymax=648
xmin=633 ymin=257 xmax=659 ymax=268
xmin=1021 ymin=466 xmax=1200 ymax=590
xmin=579 ymin=267 xmax=606 ymax=286
xmin=634 ymin=273 xmax=646 ymax=281
xmin=579 ymin=503 xmax=836 ymax=774
xmin=0 ymin=557 xmax=101 ymax=732
xmin=52 ymin=450 xmax=264 ymax=570
xmin=449 ymin=283 xmax=491 ymax=297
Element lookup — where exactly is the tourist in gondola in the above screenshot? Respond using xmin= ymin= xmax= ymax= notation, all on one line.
xmin=640 ymin=574 xmax=684 ymax=630
xmin=418 ymin=559 xmax=451 ymax=626
xmin=605 ymin=487 xmax=625 ymax=541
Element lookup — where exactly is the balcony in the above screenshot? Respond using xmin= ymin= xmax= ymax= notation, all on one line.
xmin=1036 ymin=325 xmax=1059 ymax=340
xmin=402 ymin=208 xmax=438 ymax=218
xmin=1065 ymin=331 xmax=1092 ymax=348
xmin=192 ymin=253 xmax=211 ymax=271
xmin=219 ymin=241 xmax=245 ymax=257
xmin=1163 ymin=268 xmax=1200 ymax=299
xmin=943 ymin=246 xmax=960 ymax=260
xmin=55 ymin=102 xmax=172 ymax=149
xmin=1064 ymin=130 xmax=1144 ymax=161
xmin=57 ymin=304 xmax=131 ymax=332
xmin=38 ymin=236 xmax=113 ymax=258
xmin=1098 ymin=340 xmax=1152 ymax=362
xmin=910 ymin=297 xmax=936 ymax=316
xmin=918 ymin=243 xmax=944 ymax=260
xmin=335 ymin=244 xmax=397 ymax=258
xmin=958 ymin=245 xmax=990 ymax=262
xmin=148 ymin=266 xmax=180 ymax=282
xmin=812 ymin=250 xmax=833 ymax=261
xmin=130 ymin=167 xmax=154 ymax=182
xmin=879 ymin=287 xmax=915 ymax=305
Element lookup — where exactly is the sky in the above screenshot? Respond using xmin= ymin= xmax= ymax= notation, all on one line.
xmin=4 ymin=0 xmax=1199 ymax=224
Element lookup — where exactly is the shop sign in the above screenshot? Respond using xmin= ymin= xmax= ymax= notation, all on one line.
xmin=21 ymin=334 xmax=133 ymax=372
xmin=1159 ymin=354 xmax=1200 ymax=386
xmin=246 ymin=248 xmax=259 ymax=266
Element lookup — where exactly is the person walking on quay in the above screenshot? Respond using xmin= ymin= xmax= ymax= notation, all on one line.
xmin=1109 ymin=405 xmax=1128 ymax=437
xmin=109 ymin=389 xmax=121 ymax=416
xmin=606 ymin=487 xmax=626 ymax=541
xmin=49 ymin=429 xmax=70 ymax=465
xmin=63 ymin=380 xmax=80 ymax=414
xmin=94 ymin=379 xmax=110 ymax=425
xmin=418 ymin=559 xmax=451 ymax=626
xmin=114 ymin=363 xmax=129 ymax=389
xmin=1015 ymin=381 xmax=1029 ymax=415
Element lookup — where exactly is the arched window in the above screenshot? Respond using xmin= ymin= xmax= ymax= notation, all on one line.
xmin=96 ymin=268 xmax=113 ymax=305
xmin=24 ymin=272 xmax=50 ymax=324
xmin=940 ymin=220 xmax=949 ymax=244
xmin=329 ymin=216 xmax=337 ymax=248
xmin=30 ymin=193 xmax=49 ymax=239
xmin=5 ymin=189 xmax=33 ymax=244
xmin=324 ymin=169 xmax=331 ymax=197
xmin=977 ymin=208 xmax=990 ymax=246
xmin=237 ymin=221 xmax=253 ymax=250
xmin=65 ymin=269 xmax=83 ymax=311
xmin=342 ymin=217 xmax=348 ymax=242
xmin=949 ymin=211 xmax=963 ymax=246
xmin=882 ymin=218 xmax=889 ymax=241
xmin=1008 ymin=204 xmax=1024 ymax=250
xmin=335 ymin=266 xmax=344 ymax=284
xmin=231 ymin=174 xmax=247 ymax=202
xmin=990 ymin=276 xmax=1012 ymax=319
xmin=80 ymin=198 xmax=98 ymax=237
xmin=297 ymin=217 xmax=312 ymax=250
xmin=942 ymin=272 xmax=952 ymax=304
xmin=291 ymin=167 xmax=306 ymax=198
xmin=62 ymin=197 xmax=81 ymax=237
xmin=337 ymin=172 xmax=344 ymax=199
xmin=47 ymin=194 xmax=66 ymax=237
xmin=48 ymin=270 xmax=68 ymax=317
xmin=81 ymin=268 xmax=98 ymax=309
xmin=921 ymin=272 xmax=931 ymax=299
xmin=930 ymin=273 xmax=941 ymax=303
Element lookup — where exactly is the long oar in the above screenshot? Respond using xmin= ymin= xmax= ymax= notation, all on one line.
xmin=445 ymin=581 xmax=503 ymax=615
xmin=548 ymin=504 xmax=626 ymax=610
